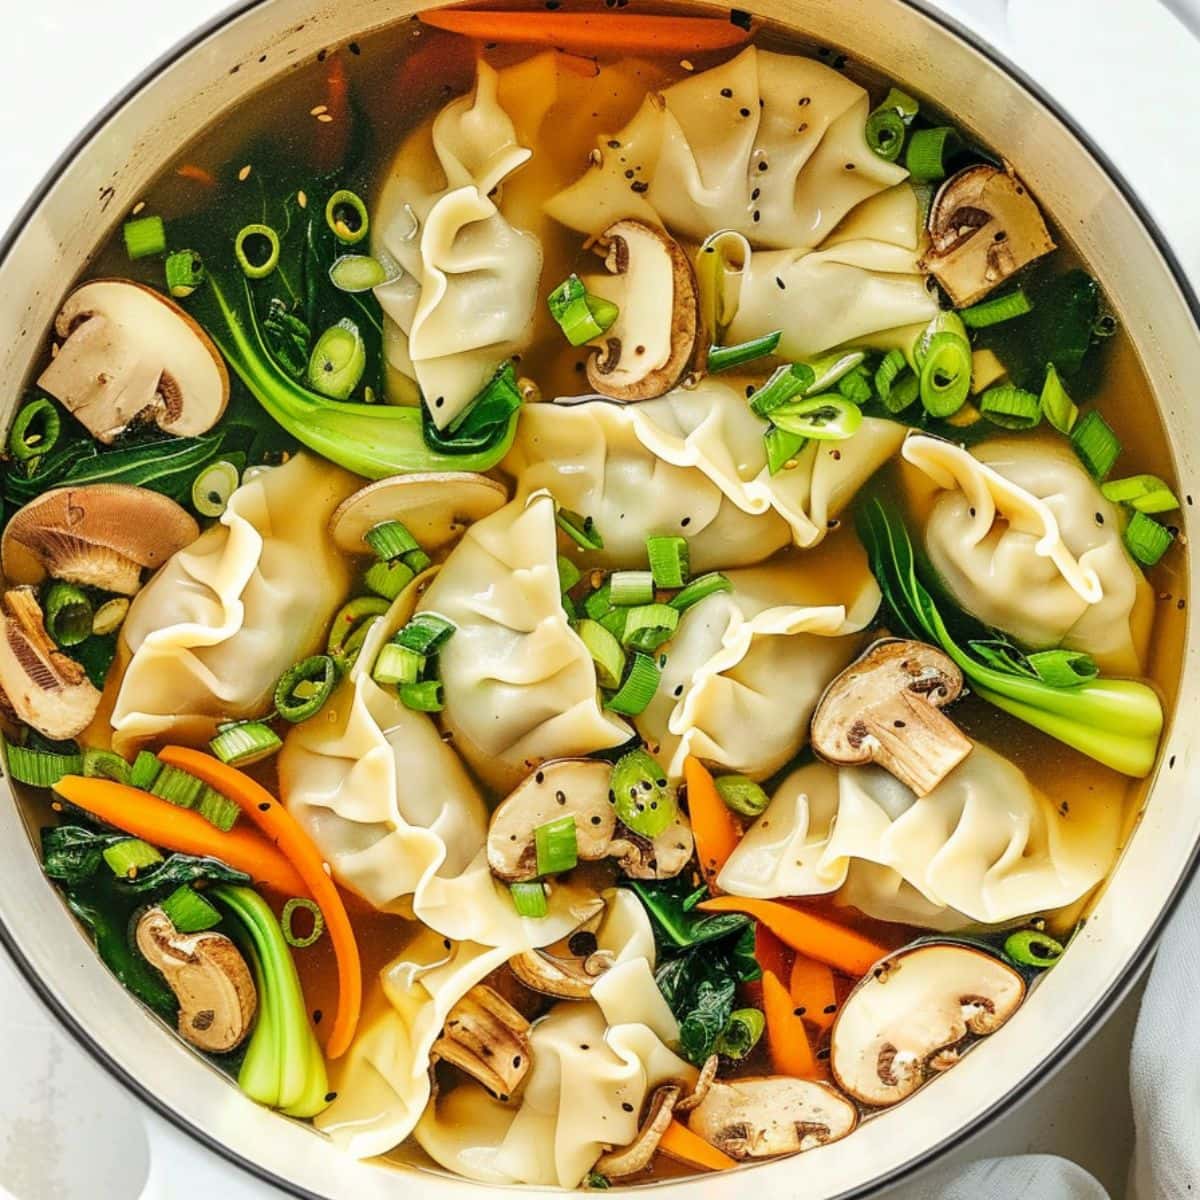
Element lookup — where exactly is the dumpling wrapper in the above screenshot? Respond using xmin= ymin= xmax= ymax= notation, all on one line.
xmin=111 ymin=454 xmax=355 ymax=754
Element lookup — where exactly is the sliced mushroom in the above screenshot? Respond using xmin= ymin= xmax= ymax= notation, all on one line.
xmin=432 ymin=984 xmax=532 ymax=1102
xmin=585 ymin=219 xmax=699 ymax=402
xmin=0 ymin=588 xmax=101 ymax=739
xmin=810 ymin=638 xmax=971 ymax=797
xmin=674 ymin=1054 xmax=719 ymax=1114
xmin=509 ymin=904 xmax=614 ymax=999
xmin=595 ymin=1084 xmax=681 ymax=1179
xmin=686 ymin=1077 xmax=857 ymax=1160
xmin=328 ymin=472 xmax=507 ymax=555
xmin=611 ymin=811 xmax=695 ymax=881
xmin=135 ymin=907 xmax=256 ymax=1053
xmin=830 ymin=942 xmax=1025 ymax=1107
xmin=2 ymin=485 xmax=199 ymax=595
xmin=38 ymin=280 xmax=229 ymax=443
xmin=919 ymin=165 xmax=1056 ymax=307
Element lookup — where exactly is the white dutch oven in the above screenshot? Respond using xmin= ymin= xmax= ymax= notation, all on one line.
xmin=1 ymin=1 xmax=1198 ymax=1197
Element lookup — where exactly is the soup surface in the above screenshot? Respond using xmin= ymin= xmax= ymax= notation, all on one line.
xmin=2 ymin=5 xmax=1186 ymax=1190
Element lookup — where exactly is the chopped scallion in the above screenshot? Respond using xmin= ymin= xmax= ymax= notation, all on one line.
xmin=904 ymin=126 xmax=961 ymax=183
xmin=578 ymin=619 xmax=626 ymax=689
xmin=621 ymin=603 xmax=679 ymax=653
xmin=164 ymin=249 xmax=206 ymax=298
xmin=325 ymin=189 xmax=369 ymax=245
xmin=196 ymin=785 xmax=241 ymax=832
xmin=960 ymin=288 xmax=1032 ymax=328
xmin=328 ymin=596 xmax=390 ymax=659
xmin=557 ymin=555 xmax=583 ymax=593
xmin=979 ymin=384 xmax=1042 ymax=430
xmin=1124 ymin=510 xmax=1174 ymax=567
xmin=874 ymin=349 xmax=908 ymax=410
xmin=329 ymin=253 xmax=390 ymax=293
xmin=714 ymin=775 xmax=769 ymax=817
xmin=209 ymin=722 xmax=282 ymax=767
xmin=8 ymin=397 xmax=61 ymax=463
xmin=605 ymin=652 xmax=661 ymax=717
xmin=373 ymin=643 xmax=425 ymax=686
xmin=365 ymin=521 xmax=420 ymax=561
xmin=82 ymin=748 xmax=131 ymax=786
xmin=150 ymin=763 xmax=206 ymax=808
xmin=281 ymin=897 xmax=325 ymax=948
xmin=234 ymin=223 xmax=280 ymax=279
xmin=556 ymin=507 xmax=604 ymax=551
xmin=1004 ymin=928 xmax=1064 ymax=970
xmin=669 ymin=572 xmax=732 ymax=612
xmin=707 ymin=330 xmax=782 ymax=374
xmin=92 ymin=597 xmax=130 ymax=637
xmin=275 ymin=654 xmax=338 ymax=722
xmin=123 ymin=214 xmax=166 ymax=260
xmin=307 ymin=318 xmax=366 ymax=400
xmin=769 ymin=396 xmax=863 ymax=440
xmin=806 ymin=349 xmax=866 ymax=395
xmin=130 ymin=750 xmax=162 ymax=791
xmin=191 ymin=459 xmax=240 ymax=518
xmin=393 ymin=612 xmax=456 ymax=655
xmin=510 ymin=881 xmax=549 ymax=918
xmin=646 ymin=535 xmax=689 ymax=589
xmin=610 ymin=748 xmax=677 ymax=838
xmin=747 ymin=363 xmax=815 ymax=419
xmin=918 ymin=331 xmax=972 ymax=417
xmin=43 ymin=582 xmax=93 ymax=648
xmin=837 ymin=362 xmax=873 ymax=404
xmin=364 ymin=558 xmax=415 ymax=600
xmin=584 ymin=582 xmax=615 ymax=622
xmin=1070 ymin=409 xmax=1121 ymax=480
xmin=1101 ymin=474 xmax=1179 ymax=514
xmin=1040 ymin=363 xmax=1078 ymax=435
xmin=399 ymin=680 xmax=444 ymax=712
xmin=547 ymin=274 xmax=620 ymax=346
xmin=4 ymin=739 xmax=82 ymax=788
xmin=865 ymin=107 xmax=906 ymax=161
xmin=534 ymin=814 xmax=579 ymax=876
xmin=714 ymin=1007 xmax=766 ymax=1060
xmin=161 ymin=885 xmax=222 ymax=933
xmin=102 ymin=838 xmax=163 ymax=879
xmin=609 ymin=570 xmax=655 ymax=607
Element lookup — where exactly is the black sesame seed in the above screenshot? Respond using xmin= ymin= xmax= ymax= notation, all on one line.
xmin=325 ymin=1092 xmax=338 ymax=1103
xmin=536 ymin=770 xmax=545 ymax=784
xmin=258 ymin=802 xmax=271 ymax=812
xmin=739 ymin=107 xmax=751 ymax=118
xmin=720 ymin=87 xmax=733 ymax=98
xmin=631 ymin=181 xmax=649 ymax=193
xmin=622 ymin=1102 xmax=635 ymax=1112
xmin=681 ymin=516 xmax=692 ymax=527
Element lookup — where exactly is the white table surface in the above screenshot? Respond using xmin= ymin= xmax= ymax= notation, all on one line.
xmin=2 ymin=1 xmax=1197 ymax=1197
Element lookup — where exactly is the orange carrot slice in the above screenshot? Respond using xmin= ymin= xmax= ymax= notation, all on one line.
xmin=762 ymin=968 xmax=818 ymax=1079
xmin=659 ymin=1118 xmax=737 ymax=1171
xmin=789 ymin=955 xmax=838 ymax=1033
xmin=684 ymin=757 xmax=742 ymax=887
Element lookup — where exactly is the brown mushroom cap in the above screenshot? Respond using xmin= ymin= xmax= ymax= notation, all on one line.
xmin=919 ymin=165 xmax=1056 ymax=307
xmin=0 ymin=588 xmax=101 ymax=739
xmin=585 ymin=219 xmax=699 ymax=402
xmin=328 ymin=472 xmax=507 ymax=555
xmin=135 ymin=908 xmax=257 ymax=1053
xmin=37 ymin=280 xmax=229 ymax=444
xmin=611 ymin=811 xmax=695 ymax=881
xmin=685 ymin=1077 xmax=858 ymax=1160
xmin=829 ymin=941 xmax=1025 ymax=1107
xmin=432 ymin=984 xmax=532 ymax=1103
xmin=595 ymin=1084 xmax=681 ymax=1179
xmin=1 ymin=484 xmax=199 ymax=595
xmin=508 ymin=903 xmax=615 ymax=999
xmin=810 ymin=638 xmax=971 ymax=797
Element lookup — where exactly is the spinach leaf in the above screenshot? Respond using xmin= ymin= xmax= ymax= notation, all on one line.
xmin=262 ymin=299 xmax=311 ymax=381
xmin=627 ymin=876 xmax=749 ymax=949
xmin=121 ymin=854 xmax=250 ymax=894
xmin=66 ymin=633 xmax=118 ymax=690
xmin=42 ymin=825 xmax=123 ymax=884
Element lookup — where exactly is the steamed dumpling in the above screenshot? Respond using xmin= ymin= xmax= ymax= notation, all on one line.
xmin=637 ymin=537 xmax=881 ymax=781
xmin=716 ymin=742 xmax=1124 ymax=926
xmin=415 ymin=491 xmax=631 ymax=792
xmin=111 ymin=454 xmax=355 ymax=754
xmin=546 ymin=46 xmax=907 ymax=248
xmin=905 ymin=434 xmax=1152 ymax=673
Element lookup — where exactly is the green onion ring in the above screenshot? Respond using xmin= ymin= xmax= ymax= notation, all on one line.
xmin=325 ymin=189 xmax=369 ymax=245
xmin=918 ymin=332 xmax=972 ymax=417
xmin=1004 ymin=928 xmax=1064 ymax=970
xmin=9 ymin=398 xmax=61 ymax=463
xmin=282 ymin=897 xmax=326 ymax=948
xmin=274 ymin=654 xmax=339 ymax=723
xmin=235 ymin=223 xmax=281 ymax=279
xmin=865 ymin=108 xmax=906 ymax=161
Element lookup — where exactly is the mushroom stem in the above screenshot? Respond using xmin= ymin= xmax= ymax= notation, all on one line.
xmin=432 ymin=984 xmax=532 ymax=1103
xmin=857 ymin=690 xmax=972 ymax=796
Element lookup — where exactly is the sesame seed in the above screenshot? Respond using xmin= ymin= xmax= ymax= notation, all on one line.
xmin=680 ymin=59 xmax=694 ymax=71
xmin=131 ymin=200 xmax=146 ymax=216
xmin=297 ymin=190 xmax=308 ymax=208
xmin=238 ymin=164 xmax=252 ymax=182
xmin=317 ymin=113 xmax=334 ymax=123
xmin=310 ymin=104 xmax=328 ymax=116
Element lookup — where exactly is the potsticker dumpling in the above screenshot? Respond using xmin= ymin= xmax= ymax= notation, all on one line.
xmin=546 ymin=46 xmax=907 ymax=247
xmin=905 ymin=434 xmax=1152 ymax=673
xmin=415 ymin=491 xmax=631 ymax=792
xmin=111 ymin=454 xmax=355 ymax=754
xmin=716 ymin=742 xmax=1123 ymax=926
xmin=637 ymin=535 xmax=881 ymax=781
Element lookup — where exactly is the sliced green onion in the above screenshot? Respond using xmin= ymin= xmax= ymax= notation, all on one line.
xmin=547 ymin=274 xmax=619 ymax=346
xmin=330 ymin=254 xmax=390 ymax=293
xmin=764 ymin=425 xmax=807 ymax=475
xmin=281 ymin=897 xmax=325 ymax=948
xmin=980 ymin=384 xmax=1041 ymax=430
xmin=130 ymin=750 xmax=161 ymax=791
xmin=404 ymin=548 xmax=433 ymax=574
xmin=1070 ymin=410 xmax=1121 ymax=480
xmin=914 ymin=310 xmax=968 ymax=364
xmin=8 ymin=398 xmax=61 ymax=463
xmin=561 ymin=592 xmax=579 ymax=622
xmin=622 ymin=603 xmax=680 ymax=653
xmin=609 ymin=570 xmax=654 ymax=607
xmin=708 ymin=330 xmax=782 ymax=374
xmin=373 ymin=643 xmax=425 ymax=686
xmin=1004 ymin=928 xmax=1064 ymax=970
xmin=879 ymin=85 xmax=919 ymax=120
xmin=557 ymin=555 xmax=583 ymax=593
xmin=714 ymin=775 xmax=769 ymax=818
xmin=307 ymin=318 xmax=366 ymax=400
xmin=919 ymin=332 xmax=972 ymax=417
xmin=4 ymin=739 xmax=82 ymax=787
xmin=325 ymin=189 xmax=369 ymax=245
xmin=1124 ymin=510 xmax=1174 ymax=567
xmin=646 ymin=535 xmax=690 ymax=589
xmin=747 ymin=363 xmax=815 ymax=419
xmin=605 ymin=652 xmax=661 ymax=717
xmin=161 ymin=885 xmax=222 ymax=933
xmin=399 ymin=680 xmax=444 ymax=712
xmin=904 ymin=126 xmax=961 ymax=183
xmin=806 ymin=349 xmax=866 ymax=394
xmin=43 ymin=582 xmax=93 ymax=648
xmin=150 ymin=764 xmax=206 ymax=807
xmin=123 ymin=214 xmax=166 ymax=260
xmin=275 ymin=655 xmax=338 ymax=722
xmin=578 ymin=619 xmax=626 ymax=689
xmin=102 ymin=838 xmax=163 ymax=879
xmin=769 ymin=396 xmax=863 ymax=440
xmin=209 ymin=722 xmax=282 ymax=767
xmin=1093 ymin=313 xmax=1118 ymax=339
xmin=714 ymin=1007 xmax=766 ymax=1060
xmin=510 ymin=881 xmax=549 ymax=918
xmin=164 ymin=249 xmax=206 ymax=298
xmin=669 ymin=572 xmax=732 ymax=612
xmin=365 ymin=521 xmax=420 ymax=561
xmin=610 ymin=748 xmax=677 ymax=839
xmin=584 ymin=582 xmax=614 ymax=621
xmin=393 ymin=612 xmax=456 ymax=655
xmin=191 ymin=460 xmax=240 ymax=518
xmin=197 ymin=785 xmax=241 ymax=832
xmin=1040 ymin=363 xmax=1078 ymax=435
xmin=328 ymin=596 xmax=389 ymax=658
xmin=235 ymin=223 xmax=281 ymax=279
xmin=1101 ymin=474 xmax=1180 ymax=514
xmin=556 ymin=508 xmax=604 ymax=551
xmin=364 ymin=558 xmax=415 ymax=600
xmin=82 ymin=748 xmax=131 ymax=785
xmin=534 ymin=814 xmax=579 ymax=876
xmin=960 ymin=289 xmax=1032 ymax=329
xmin=885 ymin=372 xmax=920 ymax=415
xmin=837 ymin=363 xmax=873 ymax=405
xmin=1025 ymin=649 xmax=1098 ymax=688
xmin=865 ymin=107 xmax=906 ymax=161
xmin=874 ymin=349 xmax=907 ymax=408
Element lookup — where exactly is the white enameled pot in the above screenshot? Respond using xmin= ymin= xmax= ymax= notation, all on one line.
xmin=1 ymin=2 xmax=1199 ymax=1197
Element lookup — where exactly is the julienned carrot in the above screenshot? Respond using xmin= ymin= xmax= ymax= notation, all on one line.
xmin=159 ymin=746 xmax=362 ymax=1060
xmin=418 ymin=10 xmax=752 ymax=53
xmin=659 ymin=1119 xmax=737 ymax=1172
xmin=53 ymin=776 xmax=306 ymax=896
xmin=684 ymin=757 xmax=742 ymax=887
xmin=176 ymin=164 xmax=215 ymax=187
xmin=789 ymin=955 xmax=838 ymax=1033
xmin=762 ymin=968 xmax=818 ymax=1079
xmin=755 ymin=923 xmax=789 ymax=984
xmin=697 ymin=896 xmax=888 ymax=979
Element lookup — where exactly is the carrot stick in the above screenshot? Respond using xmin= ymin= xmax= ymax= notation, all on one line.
xmin=159 ymin=747 xmax=362 ymax=1060
xmin=755 ymin=924 xmax=790 ymax=985
xmin=53 ymin=776 xmax=306 ymax=896
xmin=697 ymin=897 xmax=888 ymax=979
xmin=789 ymin=955 xmax=838 ymax=1033
xmin=762 ymin=968 xmax=818 ymax=1080
xmin=659 ymin=1119 xmax=737 ymax=1171
xmin=418 ymin=10 xmax=752 ymax=53
xmin=684 ymin=757 xmax=742 ymax=887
